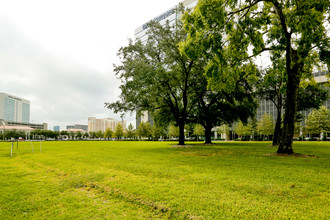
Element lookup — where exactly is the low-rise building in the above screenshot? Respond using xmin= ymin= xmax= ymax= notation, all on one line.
xmin=88 ymin=117 xmax=126 ymax=133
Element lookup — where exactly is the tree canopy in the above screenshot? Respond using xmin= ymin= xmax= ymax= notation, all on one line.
xmin=181 ymin=0 xmax=330 ymax=154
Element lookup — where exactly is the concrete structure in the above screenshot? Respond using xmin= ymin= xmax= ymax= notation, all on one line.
xmin=88 ymin=117 xmax=126 ymax=133
xmin=67 ymin=124 xmax=88 ymax=131
xmin=0 ymin=93 xmax=30 ymax=123
xmin=4 ymin=121 xmax=47 ymax=130
xmin=65 ymin=128 xmax=85 ymax=133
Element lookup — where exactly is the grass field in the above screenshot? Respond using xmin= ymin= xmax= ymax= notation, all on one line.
xmin=0 ymin=141 xmax=329 ymax=219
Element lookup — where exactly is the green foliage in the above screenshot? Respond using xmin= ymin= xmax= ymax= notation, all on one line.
xmin=193 ymin=124 xmax=205 ymax=137
xmin=136 ymin=122 xmax=152 ymax=139
xmin=181 ymin=0 xmax=330 ymax=153
xmin=257 ymin=113 xmax=274 ymax=137
xmin=151 ymin=125 xmax=166 ymax=139
xmin=168 ymin=124 xmax=179 ymax=138
xmin=125 ymin=123 xmax=135 ymax=139
xmin=3 ymin=129 xmax=26 ymax=140
xmin=0 ymin=141 xmax=329 ymax=219
xmin=114 ymin=124 xmax=124 ymax=139
xmin=95 ymin=131 xmax=104 ymax=139
xmin=104 ymin=127 xmax=113 ymax=139
xmin=306 ymin=106 xmax=330 ymax=135
xmin=234 ymin=121 xmax=250 ymax=138
xmin=106 ymin=6 xmax=209 ymax=145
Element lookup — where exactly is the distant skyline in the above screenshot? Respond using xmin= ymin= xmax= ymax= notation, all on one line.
xmin=0 ymin=0 xmax=181 ymax=129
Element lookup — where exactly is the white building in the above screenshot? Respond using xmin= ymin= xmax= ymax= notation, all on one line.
xmin=88 ymin=117 xmax=126 ymax=133
xmin=0 ymin=93 xmax=30 ymax=123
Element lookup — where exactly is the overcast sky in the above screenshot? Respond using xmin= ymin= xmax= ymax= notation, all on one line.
xmin=0 ymin=0 xmax=181 ymax=130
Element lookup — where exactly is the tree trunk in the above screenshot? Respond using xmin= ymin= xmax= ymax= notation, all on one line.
xmin=272 ymin=107 xmax=282 ymax=146
xmin=178 ymin=122 xmax=185 ymax=145
xmin=277 ymin=71 xmax=299 ymax=154
xmin=204 ymin=125 xmax=212 ymax=144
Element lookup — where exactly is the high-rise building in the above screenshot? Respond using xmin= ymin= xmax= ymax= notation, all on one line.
xmin=88 ymin=117 xmax=126 ymax=133
xmin=53 ymin=126 xmax=60 ymax=132
xmin=134 ymin=0 xmax=197 ymax=44
xmin=0 ymin=93 xmax=30 ymax=123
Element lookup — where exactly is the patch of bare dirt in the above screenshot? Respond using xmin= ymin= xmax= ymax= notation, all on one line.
xmin=171 ymin=145 xmax=194 ymax=148
xmin=267 ymin=153 xmax=318 ymax=158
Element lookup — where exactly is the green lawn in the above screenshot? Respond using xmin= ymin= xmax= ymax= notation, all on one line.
xmin=0 ymin=141 xmax=329 ymax=219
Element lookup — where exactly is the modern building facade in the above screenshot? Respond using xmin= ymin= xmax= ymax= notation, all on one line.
xmin=88 ymin=117 xmax=126 ymax=133
xmin=4 ymin=121 xmax=48 ymax=130
xmin=53 ymin=126 xmax=60 ymax=132
xmin=0 ymin=93 xmax=30 ymax=123
xmin=66 ymin=124 xmax=88 ymax=131
xmin=134 ymin=0 xmax=197 ymax=44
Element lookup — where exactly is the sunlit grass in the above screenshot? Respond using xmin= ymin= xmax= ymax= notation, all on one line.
xmin=0 ymin=141 xmax=329 ymax=219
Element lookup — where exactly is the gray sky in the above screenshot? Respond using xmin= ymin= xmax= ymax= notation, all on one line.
xmin=0 ymin=0 xmax=181 ymax=130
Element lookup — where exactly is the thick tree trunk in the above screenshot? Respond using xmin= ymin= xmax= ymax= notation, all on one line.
xmin=277 ymin=72 xmax=299 ymax=154
xmin=272 ymin=107 xmax=282 ymax=146
xmin=204 ymin=125 xmax=212 ymax=144
xmin=178 ymin=122 xmax=185 ymax=145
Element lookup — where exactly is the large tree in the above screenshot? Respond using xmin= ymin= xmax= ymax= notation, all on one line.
xmin=181 ymin=0 xmax=330 ymax=154
xmin=106 ymin=6 xmax=207 ymax=145
xmin=258 ymin=64 xmax=328 ymax=146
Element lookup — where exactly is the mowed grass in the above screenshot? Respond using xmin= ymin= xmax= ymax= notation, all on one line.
xmin=0 ymin=141 xmax=329 ymax=219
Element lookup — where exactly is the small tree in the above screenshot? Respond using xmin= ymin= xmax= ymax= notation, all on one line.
xmin=168 ymin=124 xmax=179 ymax=139
xmin=104 ymin=127 xmax=113 ymax=140
xmin=257 ymin=113 xmax=274 ymax=141
xmin=234 ymin=121 xmax=247 ymax=140
xmin=151 ymin=124 xmax=166 ymax=140
xmin=76 ymin=131 xmax=82 ymax=140
xmin=114 ymin=123 xmax=124 ymax=140
xmin=125 ymin=123 xmax=135 ymax=140
xmin=95 ymin=130 xmax=104 ymax=139
xmin=136 ymin=122 xmax=152 ymax=140
xmin=306 ymin=106 xmax=330 ymax=139
xmin=193 ymin=124 xmax=205 ymax=141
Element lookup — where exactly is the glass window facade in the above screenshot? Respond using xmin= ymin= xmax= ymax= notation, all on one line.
xmin=0 ymin=93 xmax=30 ymax=123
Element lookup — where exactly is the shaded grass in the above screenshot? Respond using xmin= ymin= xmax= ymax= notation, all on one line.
xmin=0 ymin=141 xmax=329 ymax=219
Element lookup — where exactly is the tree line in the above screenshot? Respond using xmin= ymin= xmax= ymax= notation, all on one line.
xmin=106 ymin=1 xmax=329 ymax=154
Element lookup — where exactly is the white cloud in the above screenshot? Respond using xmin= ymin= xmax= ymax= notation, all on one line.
xmin=0 ymin=0 xmax=181 ymax=129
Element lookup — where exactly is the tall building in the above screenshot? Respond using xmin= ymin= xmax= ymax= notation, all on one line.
xmin=88 ymin=117 xmax=126 ymax=133
xmin=53 ymin=126 xmax=60 ymax=132
xmin=134 ymin=0 xmax=197 ymax=44
xmin=0 ymin=93 xmax=30 ymax=123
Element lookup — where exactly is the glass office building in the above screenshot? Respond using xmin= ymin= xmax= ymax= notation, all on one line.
xmin=0 ymin=93 xmax=30 ymax=123
xmin=134 ymin=0 xmax=197 ymax=44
